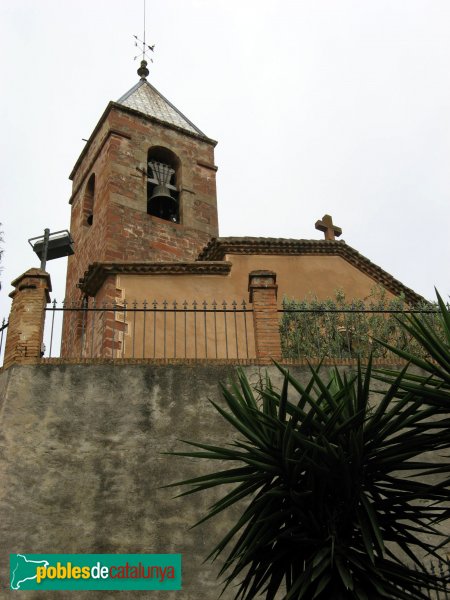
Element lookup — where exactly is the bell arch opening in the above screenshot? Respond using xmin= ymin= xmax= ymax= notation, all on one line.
xmin=147 ymin=147 xmax=180 ymax=223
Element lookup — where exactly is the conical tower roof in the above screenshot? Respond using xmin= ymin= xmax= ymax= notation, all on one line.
xmin=117 ymin=63 xmax=207 ymax=138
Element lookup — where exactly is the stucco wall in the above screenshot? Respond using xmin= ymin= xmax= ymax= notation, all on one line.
xmin=0 ymin=363 xmax=447 ymax=599
xmin=109 ymin=254 xmax=395 ymax=360
xmin=0 ymin=363 xmax=257 ymax=599
xmin=118 ymin=253 xmax=396 ymax=307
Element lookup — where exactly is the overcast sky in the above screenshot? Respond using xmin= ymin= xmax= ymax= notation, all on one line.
xmin=1 ymin=0 xmax=449 ymax=315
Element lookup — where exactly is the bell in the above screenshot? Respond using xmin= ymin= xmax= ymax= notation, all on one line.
xmin=148 ymin=185 xmax=179 ymax=221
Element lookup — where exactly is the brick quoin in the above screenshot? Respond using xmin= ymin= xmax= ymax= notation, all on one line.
xmin=248 ymin=270 xmax=282 ymax=361
xmin=3 ymin=269 xmax=51 ymax=368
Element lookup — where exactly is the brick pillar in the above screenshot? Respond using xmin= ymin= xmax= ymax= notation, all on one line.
xmin=248 ymin=270 xmax=282 ymax=361
xmin=3 ymin=268 xmax=52 ymax=368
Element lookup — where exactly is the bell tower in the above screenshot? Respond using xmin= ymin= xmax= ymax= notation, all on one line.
xmin=64 ymin=59 xmax=219 ymax=305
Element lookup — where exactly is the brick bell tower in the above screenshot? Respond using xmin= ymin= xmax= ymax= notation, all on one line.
xmin=64 ymin=59 xmax=218 ymax=306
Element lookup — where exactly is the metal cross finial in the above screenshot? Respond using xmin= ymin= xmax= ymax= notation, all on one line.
xmin=315 ymin=214 xmax=342 ymax=241
xmin=133 ymin=0 xmax=155 ymax=79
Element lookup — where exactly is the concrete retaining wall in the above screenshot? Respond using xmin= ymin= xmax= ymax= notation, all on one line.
xmin=0 ymin=363 xmax=447 ymax=599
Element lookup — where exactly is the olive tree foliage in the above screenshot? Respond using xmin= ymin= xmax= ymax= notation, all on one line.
xmin=280 ymin=288 xmax=445 ymax=361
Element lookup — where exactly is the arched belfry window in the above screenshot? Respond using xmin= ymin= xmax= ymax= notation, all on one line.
xmin=147 ymin=147 xmax=180 ymax=223
xmin=83 ymin=173 xmax=95 ymax=226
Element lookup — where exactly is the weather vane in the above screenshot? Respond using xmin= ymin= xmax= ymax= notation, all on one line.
xmin=133 ymin=0 xmax=155 ymax=68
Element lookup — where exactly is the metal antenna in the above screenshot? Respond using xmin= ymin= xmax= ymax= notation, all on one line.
xmin=133 ymin=0 xmax=155 ymax=64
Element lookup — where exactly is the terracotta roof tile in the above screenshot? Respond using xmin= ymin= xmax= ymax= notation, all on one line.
xmin=197 ymin=237 xmax=424 ymax=305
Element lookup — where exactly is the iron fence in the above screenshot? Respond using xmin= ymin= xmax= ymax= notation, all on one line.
xmin=279 ymin=303 xmax=445 ymax=361
xmin=45 ymin=299 xmax=254 ymax=360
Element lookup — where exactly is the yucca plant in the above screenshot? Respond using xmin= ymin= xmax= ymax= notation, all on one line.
xmin=167 ymin=296 xmax=450 ymax=600
xmin=374 ymin=290 xmax=450 ymax=407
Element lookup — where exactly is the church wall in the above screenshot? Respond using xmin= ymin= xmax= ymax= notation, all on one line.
xmin=65 ymin=137 xmax=112 ymax=302
xmin=70 ymin=117 xmax=111 ymax=192
xmin=65 ymin=106 xmax=218 ymax=306
xmin=63 ymin=105 xmax=219 ymax=354
xmin=62 ymin=252 xmax=400 ymax=359
xmin=222 ymin=254 xmax=399 ymax=303
xmin=62 ymin=128 xmax=118 ymax=355
xmin=114 ymin=254 xmax=398 ymax=307
xmin=84 ymin=255 xmax=398 ymax=359
xmin=61 ymin=276 xmax=120 ymax=358
xmin=104 ymin=107 xmax=218 ymax=240
xmin=113 ymin=273 xmax=256 ymax=360
xmin=0 ymin=363 xmax=447 ymax=598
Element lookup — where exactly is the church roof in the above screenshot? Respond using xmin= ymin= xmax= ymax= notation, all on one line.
xmin=117 ymin=79 xmax=207 ymax=138
xmin=197 ymin=237 xmax=424 ymax=305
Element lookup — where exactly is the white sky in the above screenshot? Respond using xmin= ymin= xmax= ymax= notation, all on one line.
xmin=1 ymin=0 xmax=449 ymax=316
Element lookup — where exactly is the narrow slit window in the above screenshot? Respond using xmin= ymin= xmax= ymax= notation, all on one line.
xmin=83 ymin=173 xmax=95 ymax=226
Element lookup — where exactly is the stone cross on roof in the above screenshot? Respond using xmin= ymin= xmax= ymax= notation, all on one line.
xmin=315 ymin=214 xmax=342 ymax=241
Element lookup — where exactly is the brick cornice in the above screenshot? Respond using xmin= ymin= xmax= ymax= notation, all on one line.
xmin=9 ymin=268 xmax=52 ymax=301
xmin=79 ymin=261 xmax=232 ymax=296
xmin=38 ymin=357 xmax=409 ymax=366
xmin=198 ymin=237 xmax=424 ymax=305
xmin=196 ymin=160 xmax=218 ymax=172
xmin=109 ymin=102 xmax=218 ymax=146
